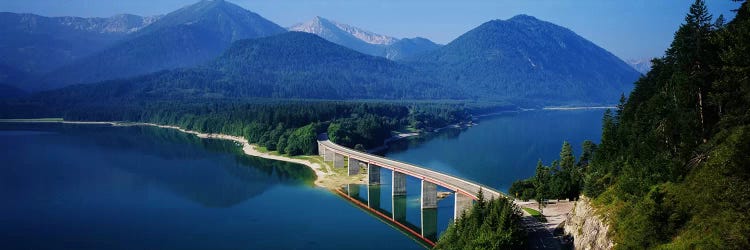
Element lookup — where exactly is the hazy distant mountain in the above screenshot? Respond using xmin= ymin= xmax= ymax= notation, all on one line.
xmin=0 ymin=84 xmax=27 ymax=99
xmin=36 ymin=0 xmax=285 ymax=91
xmin=407 ymin=15 xmax=640 ymax=104
xmin=33 ymin=32 xmax=454 ymax=102
xmin=385 ymin=37 xmax=441 ymax=61
xmin=0 ymin=12 xmax=158 ymax=77
xmin=289 ymin=16 xmax=389 ymax=56
xmin=289 ymin=16 xmax=440 ymax=60
xmin=626 ymin=58 xmax=654 ymax=74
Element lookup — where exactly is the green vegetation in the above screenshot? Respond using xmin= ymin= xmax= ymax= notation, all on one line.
xmin=510 ymin=1 xmax=750 ymax=248
xmin=522 ymin=207 xmax=547 ymax=223
xmin=1 ymin=99 xmax=507 ymax=157
xmin=436 ymin=190 xmax=526 ymax=249
xmin=509 ymin=140 xmax=595 ymax=202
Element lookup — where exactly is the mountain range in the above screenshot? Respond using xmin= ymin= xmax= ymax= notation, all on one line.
xmin=289 ymin=16 xmax=441 ymax=60
xmin=0 ymin=0 xmax=642 ymax=106
xmin=625 ymin=58 xmax=654 ymax=74
xmin=33 ymin=0 xmax=286 ymax=91
xmin=0 ymin=12 xmax=159 ymax=75
xmin=405 ymin=15 xmax=640 ymax=104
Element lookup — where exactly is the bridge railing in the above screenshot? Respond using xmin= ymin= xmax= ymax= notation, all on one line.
xmin=318 ymin=139 xmax=504 ymax=199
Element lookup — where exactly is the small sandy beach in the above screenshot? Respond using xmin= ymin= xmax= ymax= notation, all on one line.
xmin=1 ymin=119 xmax=361 ymax=189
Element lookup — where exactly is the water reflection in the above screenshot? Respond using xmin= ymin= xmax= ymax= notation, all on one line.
xmin=0 ymin=123 xmax=316 ymax=208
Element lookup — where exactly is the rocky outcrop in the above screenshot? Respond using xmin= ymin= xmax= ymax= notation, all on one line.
xmin=563 ymin=196 xmax=614 ymax=250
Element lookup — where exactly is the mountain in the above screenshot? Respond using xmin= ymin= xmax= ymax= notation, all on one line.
xmin=385 ymin=37 xmax=441 ymax=60
xmin=626 ymin=58 xmax=654 ymax=74
xmin=289 ymin=16 xmax=392 ymax=57
xmin=407 ymin=15 xmax=640 ymax=104
xmin=0 ymin=84 xmax=27 ymax=99
xmin=289 ymin=16 xmax=440 ymax=60
xmin=32 ymin=32 xmax=454 ymax=103
xmin=0 ymin=12 xmax=158 ymax=77
xmin=36 ymin=0 xmax=286 ymax=91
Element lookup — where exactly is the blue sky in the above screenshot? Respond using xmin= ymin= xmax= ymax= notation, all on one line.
xmin=0 ymin=0 xmax=741 ymax=60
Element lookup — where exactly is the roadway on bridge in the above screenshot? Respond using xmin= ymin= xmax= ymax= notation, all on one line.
xmin=318 ymin=138 xmax=503 ymax=200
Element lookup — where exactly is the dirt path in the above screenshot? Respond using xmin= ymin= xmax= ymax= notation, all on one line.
xmin=517 ymin=200 xmax=575 ymax=249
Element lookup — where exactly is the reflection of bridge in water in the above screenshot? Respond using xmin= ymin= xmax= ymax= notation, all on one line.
xmin=318 ymin=136 xmax=504 ymax=247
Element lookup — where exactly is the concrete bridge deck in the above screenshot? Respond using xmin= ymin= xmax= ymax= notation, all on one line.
xmin=318 ymin=138 xmax=503 ymax=200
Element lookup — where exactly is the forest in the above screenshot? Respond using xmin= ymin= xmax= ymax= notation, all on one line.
xmin=0 ymin=99 xmax=514 ymax=156
xmin=436 ymin=190 xmax=526 ymax=249
xmin=509 ymin=0 xmax=750 ymax=248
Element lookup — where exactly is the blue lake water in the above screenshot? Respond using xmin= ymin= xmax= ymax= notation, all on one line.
xmin=384 ymin=109 xmax=606 ymax=193
xmin=0 ymin=123 xmax=425 ymax=249
xmin=0 ymin=109 xmax=605 ymax=249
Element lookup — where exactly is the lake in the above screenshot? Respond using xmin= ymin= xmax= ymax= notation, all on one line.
xmin=384 ymin=109 xmax=606 ymax=193
xmin=0 ymin=123 xmax=425 ymax=249
xmin=0 ymin=109 xmax=605 ymax=249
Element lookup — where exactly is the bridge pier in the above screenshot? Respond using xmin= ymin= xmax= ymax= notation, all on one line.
xmin=367 ymin=164 xmax=380 ymax=185
xmin=454 ymin=192 xmax=473 ymax=220
xmin=324 ymin=148 xmax=334 ymax=162
xmin=348 ymin=157 xmax=360 ymax=176
xmin=318 ymin=143 xmax=325 ymax=156
xmin=392 ymin=171 xmax=406 ymax=196
xmin=333 ymin=153 xmax=345 ymax=168
xmin=421 ymin=180 xmax=437 ymax=209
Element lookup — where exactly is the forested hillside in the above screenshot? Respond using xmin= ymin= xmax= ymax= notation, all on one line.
xmin=511 ymin=1 xmax=750 ymax=248
xmin=24 ymin=32 xmax=459 ymax=101
xmin=0 ymin=97 xmax=504 ymax=156
xmin=36 ymin=0 xmax=285 ymax=90
xmin=0 ymin=12 xmax=157 ymax=78
xmin=406 ymin=15 xmax=640 ymax=105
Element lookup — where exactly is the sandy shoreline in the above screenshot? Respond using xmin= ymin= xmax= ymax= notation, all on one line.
xmin=3 ymin=120 xmax=339 ymax=188
xmin=117 ymin=122 xmax=336 ymax=187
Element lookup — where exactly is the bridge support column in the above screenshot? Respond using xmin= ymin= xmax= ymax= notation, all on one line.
xmin=324 ymin=148 xmax=334 ymax=162
xmin=454 ymin=192 xmax=473 ymax=220
xmin=421 ymin=180 xmax=437 ymax=209
xmin=318 ymin=143 xmax=325 ymax=156
xmin=392 ymin=171 xmax=406 ymax=196
xmin=348 ymin=158 xmax=360 ymax=176
xmin=367 ymin=163 xmax=380 ymax=185
xmin=333 ymin=153 xmax=345 ymax=168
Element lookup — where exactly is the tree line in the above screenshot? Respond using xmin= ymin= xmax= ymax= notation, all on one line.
xmin=509 ymin=140 xmax=596 ymax=204
xmin=508 ymin=1 xmax=750 ymax=248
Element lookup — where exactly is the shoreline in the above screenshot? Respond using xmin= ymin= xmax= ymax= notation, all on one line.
xmin=1 ymin=119 xmax=343 ymax=189
xmin=542 ymin=106 xmax=615 ymax=110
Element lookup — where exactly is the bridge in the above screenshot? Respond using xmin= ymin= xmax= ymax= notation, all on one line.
xmin=318 ymin=136 xmax=504 ymax=246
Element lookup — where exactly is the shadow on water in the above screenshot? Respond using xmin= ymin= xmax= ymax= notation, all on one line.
xmin=0 ymin=122 xmax=316 ymax=208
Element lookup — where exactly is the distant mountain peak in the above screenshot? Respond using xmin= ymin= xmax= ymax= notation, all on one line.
xmin=626 ymin=57 xmax=655 ymax=74
xmin=290 ymin=16 xmax=397 ymax=45
xmin=134 ymin=0 xmax=284 ymax=41
xmin=508 ymin=14 xmax=539 ymax=21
